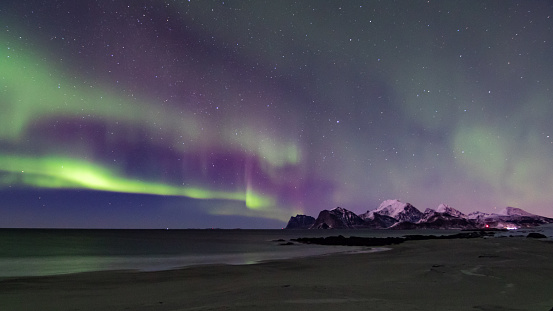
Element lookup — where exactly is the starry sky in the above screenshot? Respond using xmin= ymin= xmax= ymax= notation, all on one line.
xmin=1 ymin=1 xmax=553 ymax=228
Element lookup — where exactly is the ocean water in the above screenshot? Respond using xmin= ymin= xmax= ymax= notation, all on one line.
xmin=3 ymin=227 xmax=531 ymax=278
xmin=0 ymin=228 xmax=399 ymax=278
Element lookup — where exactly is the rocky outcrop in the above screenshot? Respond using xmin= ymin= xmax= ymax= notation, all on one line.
xmin=526 ymin=232 xmax=547 ymax=239
xmin=311 ymin=207 xmax=366 ymax=229
xmin=285 ymin=215 xmax=316 ymax=229
xmin=291 ymin=231 xmax=495 ymax=246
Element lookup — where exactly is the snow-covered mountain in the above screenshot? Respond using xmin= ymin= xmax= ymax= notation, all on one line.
xmin=436 ymin=204 xmax=466 ymax=218
xmin=420 ymin=206 xmax=460 ymax=222
xmin=286 ymin=200 xmax=553 ymax=230
xmin=500 ymin=206 xmax=536 ymax=217
xmin=465 ymin=208 xmax=553 ymax=229
xmin=412 ymin=204 xmax=477 ymax=229
xmin=419 ymin=208 xmax=438 ymax=223
xmin=467 ymin=211 xmax=491 ymax=220
xmin=359 ymin=199 xmax=423 ymax=223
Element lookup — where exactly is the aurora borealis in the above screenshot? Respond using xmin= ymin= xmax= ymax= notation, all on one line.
xmin=1 ymin=1 xmax=553 ymax=228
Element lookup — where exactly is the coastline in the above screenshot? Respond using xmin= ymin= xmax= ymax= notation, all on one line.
xmin=1 ymin=237 xmax=552 ymax=310
xmin=0 ymin=228 xmax=393 ymax=278
xmin=0 ymin=228 xmax=476 ymax=278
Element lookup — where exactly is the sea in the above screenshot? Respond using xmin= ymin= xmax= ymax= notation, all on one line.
xmin=0 ymin=228 xmax=424 ymax=278
xmin=2 ymin=226 xmax=551 ymax=278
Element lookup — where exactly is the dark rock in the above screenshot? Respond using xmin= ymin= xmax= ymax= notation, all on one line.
xmin=285 ymin=214 xmax=316 ymax=229
xmin=291 ymin=231 xmax=489 ymax=247
xmin=403 ymin=231 xmax=489 ymax=241
xmin=318 ymin=222 xmax=330 ymax=229
xmin=292 ymin=235 xmax=405 ymax=246
xmin=279 ymin=242 xmax=294 ymax=246
xmin=311 ymin=207 xmax=366 ymax=229
xmin=398 ymin=203 xmax=424 ymax=223
xmin=526 ymin=232 xmax=547 ymax=239
xmin=311 ymin=210 xmax=344 ymax=229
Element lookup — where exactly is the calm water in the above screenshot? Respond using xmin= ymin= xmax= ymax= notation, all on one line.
xmin=0 ymin=229 xmax=399 ymax=277
xmin=0 ymin=227 xmax=514 ymax=278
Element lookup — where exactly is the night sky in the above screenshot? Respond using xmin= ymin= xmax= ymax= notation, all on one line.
xmin=1 ymin=1 xmax=553 ymax=228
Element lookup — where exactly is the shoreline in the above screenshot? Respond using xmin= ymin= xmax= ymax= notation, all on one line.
xmin=0 ymin=244 xmax=391 ymax=279
xmin=1 ymin=237 xmax=552 ymax=310
xmin=0 ymin=244 xmax=383 ymax=279
xmin=1 ymin=228 xmax=480 ymax=278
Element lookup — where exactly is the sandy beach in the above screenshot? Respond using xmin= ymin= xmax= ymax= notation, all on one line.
xmin=1 ymin=237 xmax=552 ymax=311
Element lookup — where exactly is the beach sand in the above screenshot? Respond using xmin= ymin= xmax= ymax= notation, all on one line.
xmin=1 ymin=237 xmax=552 ymax=311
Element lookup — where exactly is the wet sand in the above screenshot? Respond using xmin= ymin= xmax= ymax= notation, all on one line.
xmin=1 ymin=237 xmax=552 ymax=311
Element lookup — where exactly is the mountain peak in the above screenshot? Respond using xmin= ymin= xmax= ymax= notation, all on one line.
xmin=331 ymin=206 xmax=348 ymax=213
xmin=378 ymin=199 xmax=403 ymax=209
xmin=436 ymin=204 xmax=466 ymax=218
xmin=499 ymin=206 xmax=535 ymax=217
xmin=376 ymin=199 xmax=408 ymax=217
xmin=360 ymin=199 xmax=423 ymax=223
xmin=435 ymin=204 xmax=450 ymax=213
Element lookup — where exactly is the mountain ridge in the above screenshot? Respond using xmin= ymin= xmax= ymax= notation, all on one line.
xmin=285 ymin=200 xmax=553 ymax=230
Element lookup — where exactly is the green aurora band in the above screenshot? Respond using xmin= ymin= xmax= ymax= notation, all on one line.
xmin=0 ymin=33 xmax=302 ymax=222
xmin=0 ymin=154 xmax=295 ymax=221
